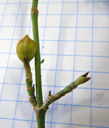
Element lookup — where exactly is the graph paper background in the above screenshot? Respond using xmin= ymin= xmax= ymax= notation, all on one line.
xmin=0 ymin=0 xmax=109 ymax=128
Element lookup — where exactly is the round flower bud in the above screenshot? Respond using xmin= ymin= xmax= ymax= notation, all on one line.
xmin=16 ymin=35 xmax=37 ymax=62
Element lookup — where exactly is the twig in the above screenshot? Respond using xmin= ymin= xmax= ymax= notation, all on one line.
xmin=39 ymin=72 xmax=91 ymax=111
xmin=23 ymin=58 xmax=37 ymax=108
xmin=16 ymin=35 xmax=37 ymax=109
xmin=31 ymin=0 xmax=43 ymax=108
xmin=31 ymin=0 xmax=46 ymax=128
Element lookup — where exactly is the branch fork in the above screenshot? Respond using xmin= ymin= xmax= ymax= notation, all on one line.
xmin=31 ymin=7 xmax=39 ymax=17
xmin=16 ymin=0 xmax=91 ymax=127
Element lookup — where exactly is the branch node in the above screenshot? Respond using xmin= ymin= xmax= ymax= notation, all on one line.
xmin=29 ymin=95 xmax=37 ymax=108
xmin=34 ymin=107 xmax=40 ymax=117
xmin=27 ymin=86 xmax=35 ymax=91
xmin=31 ymin=7 xmax=39 ymax=17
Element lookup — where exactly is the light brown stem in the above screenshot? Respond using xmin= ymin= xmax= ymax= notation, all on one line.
xmin=39 ymin=72 xmax=91 ymax=111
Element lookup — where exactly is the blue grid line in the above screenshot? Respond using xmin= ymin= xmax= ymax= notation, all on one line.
xmin=2 ymin=52 xmax=109 ymax=59
xmin=0 ymin=0 xmax=11 ymax=100
xmin=50 ymin=1 xmax=64 ymax=127
xmin=70 ymin=0 xmax=79 ymax=127
xmin=1 ymin=66 xmax=109 ymax=75
xmin=90 ymin=0 xmax=94 ymax=127
xmin=40 ymin=40 xmax=109 ymax=43
xmin=51 ymin=121 xmax=109 ymax=128
xmin=0 ymin=13 xmax=109 ymax=16
xmin=50 ymin=103 xmax=109 ymax=110
xmin=0 ymin=0 xmax=8 ymax=31
xmin=0 ymin=117 xmax=109 ymax=128
xmin=1 ymin=82 xmax=109 ymax=91
xmin=1 ymin=99 xmax=29 ymax=103
xmin=0 ymin=1 xmax=109 ymax=4
xmin=40 ymin=0 xmax=50 ymax=65
xmin=12 ymin=68 xmax=23 ymax=128
xmin=52 ymin=103 xmax=109 ymax=110
xmin=1 ymin=97 xmax=109 ymax=109
xmin=0 ymin=52 xmax=109 ymax=59
xmin=1 ymin=79 xmax=109 ymax=89
xmin=0 ymin=38 xmax=109 ymax=43
xmin=1 ymin=26 xmax=109 ymax=29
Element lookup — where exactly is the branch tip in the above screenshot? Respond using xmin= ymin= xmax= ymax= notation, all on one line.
xmin=75 ymin=72 xmax=91 ymax=86
xmin=81 ymin=71 xmax=90 ymax=77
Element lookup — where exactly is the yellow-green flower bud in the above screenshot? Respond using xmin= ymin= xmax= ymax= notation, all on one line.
xmin=16 ymin=35 xmax=37 ymax=62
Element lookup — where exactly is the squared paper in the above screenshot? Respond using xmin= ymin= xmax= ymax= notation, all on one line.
xmin=0 ymin=0 xmax=109 ymax=128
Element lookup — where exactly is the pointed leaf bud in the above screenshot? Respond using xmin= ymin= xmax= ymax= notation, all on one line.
xmin=74 ymin=72 xmax=91 ymax=87
xmin=16 ymin=35 xmax=37 ymax=62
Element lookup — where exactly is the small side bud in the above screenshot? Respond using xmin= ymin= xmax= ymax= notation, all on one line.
xmin=16 ymin=35 xmax=37 ymax=62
